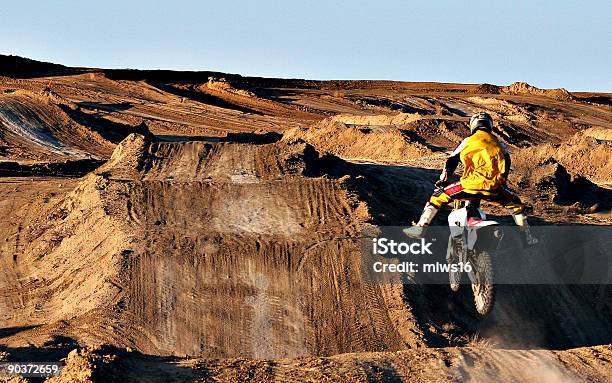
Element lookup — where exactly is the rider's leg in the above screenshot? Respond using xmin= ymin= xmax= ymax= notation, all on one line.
xmin=489 ymin=187 xmax=538 ymax=245
xmin=512 ymin=212 xmax=538 ymax=245
xmin=404 ymin=181 xmax=463 ymax=238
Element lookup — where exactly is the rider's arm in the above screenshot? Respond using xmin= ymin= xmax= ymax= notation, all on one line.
xmin=439 ymin=138 xmax=468 ymax=182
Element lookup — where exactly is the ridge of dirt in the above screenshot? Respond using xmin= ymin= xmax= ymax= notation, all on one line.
xmin=282 ymin=118 xmax=436 ymax=163
xmin=513 ymin=129 xmax=612 ymax=188
xmin=281 ymin=114 xmax=478 ymax=164
xmin=21 ymin=344 xmax=611 ymax=383
xmin=203 ymin=77 xmax=257 ymax=97
xmin=330 ymin=112 xmax=423 ymax=126
xmin=475 ymin=82 xmax=574 ymax=101
xmin=516 ymin=159 xmax=609 ymax=215
xmin=161 ymin=78 xmax=320 ymax=120
xmin=502 ymin=82 xmax=574 ymax=101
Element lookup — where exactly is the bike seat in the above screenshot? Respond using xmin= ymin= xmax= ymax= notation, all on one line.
xmin=467 ymin=217 xmax=499 ymax=228
xmin=467 ymin=217 xmax=485 ymax=227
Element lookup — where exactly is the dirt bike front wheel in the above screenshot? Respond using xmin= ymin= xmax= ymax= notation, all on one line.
xmin=470 ymin=250 xmax=495 ymax=315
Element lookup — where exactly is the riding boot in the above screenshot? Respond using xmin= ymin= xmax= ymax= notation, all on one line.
xmin=403 ymin=203 xmax=439 ymax=239
xmin=513 ymin=213 xmax=538 ymax=245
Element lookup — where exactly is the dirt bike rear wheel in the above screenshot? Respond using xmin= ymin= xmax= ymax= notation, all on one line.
xmin=470 ymin=250 xmax=495 ymax=315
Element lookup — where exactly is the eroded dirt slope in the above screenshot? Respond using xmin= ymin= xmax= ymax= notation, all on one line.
xmin=1 ymin=134 xmax=430 ymax=359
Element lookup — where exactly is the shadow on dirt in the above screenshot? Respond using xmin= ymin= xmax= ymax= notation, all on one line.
xmin=329 ymin=159 xmax=612 ymax=350
xmin=0 ymin=325 xmax=198 ymax=381
xmin=77 ymin=101 xmax=134 ymax=113
xmin=297 ymin=151 xmax=440 ymax=226
xmin=0 ymin=325 xmax=40 ymax=339
xmin=576 ymin=95 xmax=612 ymax=107
xmin=402 ymin=281 xmax=612 ymax=350
xmin=0 ymin=55 xmax=85 ymax=79
xmin=148 ymin=82 xmax=264 ymax=115
xmin=355 ymin=359 xmax=404 ymax=383
xmin=63 ymin=104 xmax=152 ymax=144
xmin=0 ymin=334 xmax=78 ymax=362
xmin=348 ymin=96 xmax=435 ymax=115
xmin=495 ymin=123 xmax=534 ymax=147
xmin=157 ymin=131 xmax=282 ymax=145
xmin=400 ymin=130 xmax=448 ymax=153
xmin=0 ymin=159 xmax=105 ymax=177
xmin=245 ymin=88 xmax=306 ymax=105
xmin=0 ymin=341 xmax=201 ymax=382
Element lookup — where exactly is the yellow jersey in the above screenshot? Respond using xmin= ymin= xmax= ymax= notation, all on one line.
xmin=452 ymin=130 xmax=508 ymax=191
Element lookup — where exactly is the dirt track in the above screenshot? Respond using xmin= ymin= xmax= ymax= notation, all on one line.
xmin=0 ymin=55 xmax=611 ymax=382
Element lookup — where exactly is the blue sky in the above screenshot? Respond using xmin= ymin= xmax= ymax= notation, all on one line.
xmin=1 ymin=0 xmax=610 ymax=91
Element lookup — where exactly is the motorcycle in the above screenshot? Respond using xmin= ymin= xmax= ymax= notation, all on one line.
xmin=446 ymin=199 xmax=503 ymax=315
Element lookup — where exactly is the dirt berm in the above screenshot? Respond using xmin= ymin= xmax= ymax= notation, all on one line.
xmin=0 ymin=133 xmax=430 ymax=359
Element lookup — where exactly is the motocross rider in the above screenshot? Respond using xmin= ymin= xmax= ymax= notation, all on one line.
xmin=403 ymin=112 xmax=538 ymax=245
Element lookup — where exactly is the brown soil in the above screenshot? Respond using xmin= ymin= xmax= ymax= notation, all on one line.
xmin=0 ymin=90 xmax=113 ymax=161
xmin=474 ymin=82 xmax=574 ymax=101
xmin=283 ymin=118 xmax=436 ymax=163
xmin=35 ymin=344 xmax=612 ymax=383
xmin=515 ymin=128 xmax=612 ymax=186
xmin=0 ymin=55 xmax=611 ymax=382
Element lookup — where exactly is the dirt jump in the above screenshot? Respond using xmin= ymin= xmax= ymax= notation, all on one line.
xmin=0 ymin=55 xmax=611 ymax=382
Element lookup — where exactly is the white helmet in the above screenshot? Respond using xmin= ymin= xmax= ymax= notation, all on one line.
xmin=469 ymin=112 xmax=493 ymax=134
